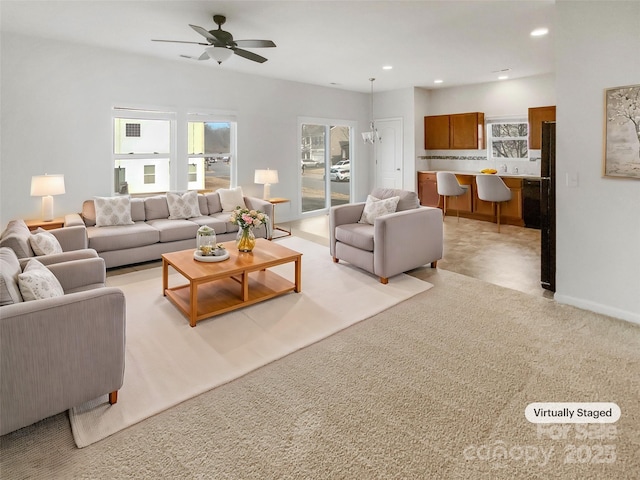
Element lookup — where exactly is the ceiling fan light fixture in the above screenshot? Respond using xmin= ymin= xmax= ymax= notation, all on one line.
xmin=205 ymin=46 xmax=233 ymax=64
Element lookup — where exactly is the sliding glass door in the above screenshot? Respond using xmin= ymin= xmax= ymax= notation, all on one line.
xmin=300 ymin=121 xmax=352 ymax=214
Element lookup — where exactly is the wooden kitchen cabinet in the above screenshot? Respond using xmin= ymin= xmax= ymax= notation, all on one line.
xmin=528 ymin=106 xmax=556 ymax=149
xmin=424 ymin=115 xmax=450 ymax=149
xmin=450 ymin=113 xmax=485 ymax=149
xmin=424 ymin=112 xmax=485 ymax=150
xmin=417 ymin=172 xmax=441 ymax=207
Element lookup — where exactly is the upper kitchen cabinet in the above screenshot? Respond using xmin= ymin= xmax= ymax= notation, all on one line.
xmin=424 ymin=112 xmax=485 ymax=150
xmin=424 ymin=115 xmax=450 ymax=149
xmin=528 ymin=106 xmax=556 ymax=149
xmin=451 ymin=112 xmax=485 ymax=149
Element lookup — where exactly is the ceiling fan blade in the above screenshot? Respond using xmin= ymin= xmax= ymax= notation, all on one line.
xmin=152 ymin=39 xmax=209 ymax=46
xmin=234 ymin=39 xmax=276 ymax=48
xmin=189 ymin=24 xmax=217 ymax=42
xmin=179 ymin=52 xmax=210 ymax=61
xmin=232 ymin=47 xmax=268 ymax=63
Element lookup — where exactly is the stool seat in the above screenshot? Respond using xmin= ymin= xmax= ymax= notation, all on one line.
xmin=436 ymin=172 xmax=468 ymax=222
xmin=475 ymin=174 xmax=512 ymax=232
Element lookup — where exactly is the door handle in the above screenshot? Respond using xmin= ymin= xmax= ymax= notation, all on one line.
xmin=396 ymin=168 xmax=401 ymax=171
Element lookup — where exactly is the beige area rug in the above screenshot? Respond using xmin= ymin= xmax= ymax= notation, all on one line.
xmin=68 ymin=236 xmax=432 ymax=448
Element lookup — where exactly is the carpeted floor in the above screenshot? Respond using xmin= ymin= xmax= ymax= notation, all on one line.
xmin=1 ymin=266 xmax=639 ymax=479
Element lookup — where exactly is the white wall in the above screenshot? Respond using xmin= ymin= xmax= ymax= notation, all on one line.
xmin=554 ymin=1 xmax=640 ymax=323
xmin=0 ymin=33 xmax=372 ymax=225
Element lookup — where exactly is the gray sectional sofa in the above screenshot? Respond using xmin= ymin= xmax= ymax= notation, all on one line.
xmin=64 ymin=192 xmax=274 ymax=268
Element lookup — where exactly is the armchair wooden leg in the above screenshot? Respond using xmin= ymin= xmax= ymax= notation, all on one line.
xmin=380 ymin=277 xmax=389 ymax=284
xmin=333 ymin=257 xmax=339 ymax=263
xmin=109 ymin=391 xmax=118 ymax=405
xmin=431 ymin=261 xmax=438 ymax=268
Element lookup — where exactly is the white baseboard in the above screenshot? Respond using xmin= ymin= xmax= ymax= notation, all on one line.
xmin=554 ymin=294 xmax=640 ymax=326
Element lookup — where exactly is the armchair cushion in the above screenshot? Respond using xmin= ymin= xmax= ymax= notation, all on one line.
xmin=358 ymin=195 xmax=400 ymax=224
xmin=0 ymin=219 xmax=33 ymax=258
xmin=371 ymin=187 xmax=419 ymax=211
xmin=18 ymin=258 xmax=65 ymax=301
xmin=29 ymin=228 xmax=63 ymax=255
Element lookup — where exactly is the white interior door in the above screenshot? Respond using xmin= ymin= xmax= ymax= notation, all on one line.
xmin=375 ymin=118 xmax=403 ymax=189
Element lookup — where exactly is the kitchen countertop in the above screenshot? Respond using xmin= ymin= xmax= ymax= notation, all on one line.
xmin=418 ymin=170 xmax=541 ymax=180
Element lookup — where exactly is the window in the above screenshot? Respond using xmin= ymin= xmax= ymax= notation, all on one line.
xmin=113 ymin=108 xmax=175 ymax=194
xmin=300 ymin=120 xmax=353 ymax=214
xmin=487 ymin=121 xmax=528 ymax=160
xmin=187 ymin=116 xmax=236 ymax=191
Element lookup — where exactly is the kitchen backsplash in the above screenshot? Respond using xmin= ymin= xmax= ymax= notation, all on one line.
xmin=417 ymin=149 xmax=541 ymax=176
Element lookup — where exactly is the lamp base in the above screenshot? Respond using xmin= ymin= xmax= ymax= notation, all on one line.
xmin=263 ymin=183 xmax=271 ymax=200
xmin=41 ymin=195 xmax=54 ymax=222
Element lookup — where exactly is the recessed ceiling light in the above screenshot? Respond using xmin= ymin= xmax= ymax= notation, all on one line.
xmin=531 ymin=28 xmax=549 ymax=37
xmin=434 ymin=79 xmax=444 ymax=84
xmin=382 ymin=65 xmax=393 ymax=70
xmin=498 ymin=75 xmax=509 ymax=80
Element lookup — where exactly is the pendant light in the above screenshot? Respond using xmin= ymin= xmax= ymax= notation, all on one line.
xmin=362 ymin=77 xmax=381 ymax=144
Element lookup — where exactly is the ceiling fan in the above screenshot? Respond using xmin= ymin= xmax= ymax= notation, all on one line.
xmin=152 ymin=15 xmax=276 ymax=64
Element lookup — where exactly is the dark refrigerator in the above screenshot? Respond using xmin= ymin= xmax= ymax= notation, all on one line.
xmin=540 ymin=121 xmax=556 ymax=291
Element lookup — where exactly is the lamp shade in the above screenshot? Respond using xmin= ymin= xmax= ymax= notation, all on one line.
xmin=30 ymin=174 xmax=66 ymax=196
xmin=254 ymin=169 xmax=279 ymax=185
xmin=205 ymin=46 xmax=233 ymax=64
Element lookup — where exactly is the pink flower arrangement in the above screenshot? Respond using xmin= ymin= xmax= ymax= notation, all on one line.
xmin=229 ymin=207 xmax=268 ymax=229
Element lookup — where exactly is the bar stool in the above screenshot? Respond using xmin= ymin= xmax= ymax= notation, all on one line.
xmin=475 ymin=174 xmax=512 ymax=232
xmin=436 ymin=172 xmax=468 ymax=222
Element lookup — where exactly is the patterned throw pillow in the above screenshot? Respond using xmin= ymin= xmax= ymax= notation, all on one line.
xmin=29 ymin=228 xmax=63 ymax=255
xmin=358 ymin=195 xmax=401 ymax=225
xmin=94 ymin=196 xmax=135 ymax=227
xmin=167 ymin=191 xmax=202 ymax=219
xmin=218 ymin=187 xmax=247 ymax=212
xmin=18 ymin=258 xmax=64 ymax=301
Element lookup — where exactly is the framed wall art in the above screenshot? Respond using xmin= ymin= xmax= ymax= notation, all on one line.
xmin=603 ymin=83 xmax=640 ymax=179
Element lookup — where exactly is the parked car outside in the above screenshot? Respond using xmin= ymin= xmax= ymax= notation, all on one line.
xmin=330 ymin=167 xmax=350 ymax=182
xmin=334 ymin=160 xmax=350 ymax=170
xmin=301 ymin=159 xmax=318 ymax=167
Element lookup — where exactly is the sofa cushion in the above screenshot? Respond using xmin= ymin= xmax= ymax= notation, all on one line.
xmin=335 ymin=223 xmax=375 ymax=252
xmin=18 ymin=258 xmax=65 ymax=301
xmin=209 ymin=212 xmax=239 ymax=233
xmin=188 ymin=216 xmax=228 ymax=234
xmin=145 ymin=219 xmax=200 ymax=243
xmin=205 ymin=192 xmax=222 ymax=214
xmin=371 ymin=188 xmax=419 ymax=211
xmin=87 ymin=222 xmax=160 ymax=252
xmin=358 ymin=195 xmax=400 ymax=225
xmin=167 ymin=191 xmax=201 ymax=219
xmin=197 ymin=194 xmax=209 ymax=216
xmin=218 ymin=187 xmax=246 ymax=212
xmin=0 ymin=219 xmax=34 ymax=258
xmin=131 ymin=198 xmax=146 ymax=222
xmin=94 ymin=196 xmax=135 ymax=227
xmin=0 ymin=247 xmax=23 ymax=305
xmin=144 ymin=195 xmax=170 ymax=220
xmin=29 ymin=228 xmax=63 ymax=256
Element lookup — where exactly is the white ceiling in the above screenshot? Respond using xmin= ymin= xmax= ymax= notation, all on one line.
xmin=0 ymin=0 xmax=555 ymax=93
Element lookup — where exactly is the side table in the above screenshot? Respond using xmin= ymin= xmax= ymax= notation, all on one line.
xmin=25 ymin=217 xmax=65 ymax=231
xmin=267 ymin=198 xmax=291 ymax=240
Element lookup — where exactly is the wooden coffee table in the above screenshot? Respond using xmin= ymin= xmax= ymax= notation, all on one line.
xmin=162 ymin=238 xmax=302 ymax=327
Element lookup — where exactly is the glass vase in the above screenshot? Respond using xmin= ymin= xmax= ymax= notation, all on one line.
xmin=236 ymin=226 xmax=256 ymax=252
xmin=196 ymin=225 xmax=216 ymax=256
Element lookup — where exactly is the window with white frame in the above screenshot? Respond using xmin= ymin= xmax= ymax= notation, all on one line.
xmin=113 ymin=108 xmax=175 ymax=194
xmin=187 ymin=115 xmax=236 ymax=191
xmin=487 ymin=121 xmax=529 ymax=161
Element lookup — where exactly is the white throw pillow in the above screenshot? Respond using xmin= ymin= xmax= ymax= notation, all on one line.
xmin=29 ymin=228 xmax=63 ymax=255
xmin=94 ymin=196 xmax=134 ymax=227
xmin=218 ymin=187 xmax=246 ymax=212
xmin=358 ymin=195 xmax=401 ymax=225
xmin=18 ymin=258 xmax=64 ymax=301
xmin=167 ymin=191 xmax=201 ymax=219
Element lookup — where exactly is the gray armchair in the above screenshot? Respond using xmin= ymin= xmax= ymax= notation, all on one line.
xmin=330 ymin=188 xmax=443 ymax=284
xmin=0 ymin=247 xmax=126 ymax=435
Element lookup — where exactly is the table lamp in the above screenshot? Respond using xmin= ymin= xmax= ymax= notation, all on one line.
xmin=254 ymin=169 xmax=279 ymax=200
xmin=30 ymin=174 xmax=66 ymax=221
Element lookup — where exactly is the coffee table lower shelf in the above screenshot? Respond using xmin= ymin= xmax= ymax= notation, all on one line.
xmin=165 ymin=270 xmax=296 ymax=326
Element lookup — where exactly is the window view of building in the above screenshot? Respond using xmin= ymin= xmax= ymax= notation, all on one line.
xmin=188 ymin=120 xmax=234 ymax=191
